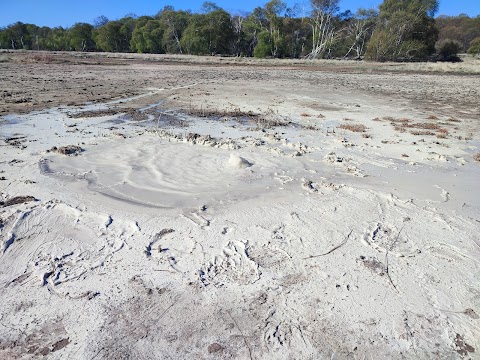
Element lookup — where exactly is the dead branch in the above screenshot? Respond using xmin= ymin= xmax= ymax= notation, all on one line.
xmin=304 ymin=230 xmax=353 ymax=259
xmin=227 ymin=310 xmax=253 ymax=360
xmin=384 ymin=225 xmax=404 ymax=291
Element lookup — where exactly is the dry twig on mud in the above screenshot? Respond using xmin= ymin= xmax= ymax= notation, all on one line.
xmin=227 ymin=310 xmax=253 ymax=360
xmin=385 ymin=225 xmax=404 ymax=292
xmin=304 ymin=230 xmax=353 ymax=259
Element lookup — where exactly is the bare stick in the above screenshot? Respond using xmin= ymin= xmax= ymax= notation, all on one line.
xmin=384 ymin=225 xmax=404 ymax=291
xmin=304 ymin=230 xmax=353 ymax=259
xmin=227 ymin=310 xmax=253 ymax=360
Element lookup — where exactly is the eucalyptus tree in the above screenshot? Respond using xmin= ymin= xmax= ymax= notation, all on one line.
xmin=181 ymin=6 xmax=233 ymax=55
xmin=130 ymin=18 xmax=164 ymax=53
xmin=156 ymin=7 xmax=190 ymax=54
xmin=306 ymin=0 xmax=340 ymax=59
xmin=365 ymin=0 xmax=439 ymax=61
xmin=342 ymin=9 xmax=378 ymax=59
xmin=69 ymin=23 xmax=95 ymax=51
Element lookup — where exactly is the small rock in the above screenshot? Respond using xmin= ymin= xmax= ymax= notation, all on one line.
xmin=208 ymin=343 xmax=223 ymax=353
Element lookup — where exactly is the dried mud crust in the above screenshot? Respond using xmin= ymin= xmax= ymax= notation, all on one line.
xmin=0 ymin=52 xmax=479 ymax=120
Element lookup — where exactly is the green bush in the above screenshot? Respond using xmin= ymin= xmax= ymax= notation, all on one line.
xmin=253 ymin=31 xmax=272 ymax=58
xmin=435 ymin=39 xmax=462 ymax=61
xmin=468 ymin=37 xmax=480 ymax=55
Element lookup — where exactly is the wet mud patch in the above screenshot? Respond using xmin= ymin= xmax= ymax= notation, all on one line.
xmin=87 ymin=288 xmax=258 ymax=359
xmin=48 ymin=145 xmax=83 ymax=156
xmin=0 ymin=195 xmax=37 ymax=208
xmin=0 ymin=319 xmax=69 ymax=358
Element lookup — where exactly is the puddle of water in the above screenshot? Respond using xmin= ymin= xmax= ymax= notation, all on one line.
xmin=0 ymin=115 xmax=21 ymax=126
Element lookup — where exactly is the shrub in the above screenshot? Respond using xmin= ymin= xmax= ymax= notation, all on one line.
xmin=468 ymin=37 xmax=480 ymax=55
xmin=254 ymin=31 xmax=272 ymax=58
xmin=436 ymin=39 xmax=462 ymax=61
xmin=339 ymin=123 xmax=367 ymax=132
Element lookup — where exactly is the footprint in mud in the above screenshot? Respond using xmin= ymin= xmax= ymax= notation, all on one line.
xmin=0 ymin=319 xmax=70 ymax=358
xmin=361 ymin=222 xmax=419 ymax=257
xmin=247 ymin=244 xmax=304 ymax=286
xmin=263 ymin=308 xmax=312 ymax=352
xmin=270 ymin=224 xmax=298 ymax=244
xmin=181 ymin=210 xmax=210 ymax=228
xmin=199 ymin=241 xmax=260 ymax=287
xmin=145 ymin=229 xmax=175 ymax=257
xmin=1 ymin=201 xmax=136 ymax=291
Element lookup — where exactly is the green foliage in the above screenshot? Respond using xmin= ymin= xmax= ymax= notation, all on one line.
xmin=180 ymin=9 xmax=233 ymax=55
xmin=131 ymin=20 xmax=164 ymax=53
xmin=69 ymin=23 xmax=95 ymax=51
xmin=157 ymin=8 xmax=190 ymax=54
xmin=3 ymin=22 xmax=31 ymax=50
xmin=365 ymin=0 xmax=439 ymax=61
xmin=254 ymin=31 xmax=272 ymax=58
xmin=0 ymin=1 xmax=477 ymax=61
xmin=436 ymin=15 xmax=480 ymax=52
xmin=467 ymin=37 xmax=480 ymax=54
xmin=435 ymin=38 xmax=461 ymax=60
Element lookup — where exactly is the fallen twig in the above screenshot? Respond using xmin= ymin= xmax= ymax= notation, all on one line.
xmin=227 ymin=310 xmax=253 ymax=360
xmin=384 ymin=225 xmax=404 ymax=291
xmin=304 ymin=230 xmax=353 ymax=259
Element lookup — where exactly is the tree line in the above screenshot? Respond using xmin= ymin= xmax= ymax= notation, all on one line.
xmin=1 ymin=0 xmax=479 ymax=61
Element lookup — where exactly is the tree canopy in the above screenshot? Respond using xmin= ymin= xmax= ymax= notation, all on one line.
xmin=0 ymin=1 xmax=477 ymax=61
xmin=365 ymin=0 xmax=439 ymax=61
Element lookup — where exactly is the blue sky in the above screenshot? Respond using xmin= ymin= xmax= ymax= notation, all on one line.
xmin=0 ymin=0 xmax=478 ymax=28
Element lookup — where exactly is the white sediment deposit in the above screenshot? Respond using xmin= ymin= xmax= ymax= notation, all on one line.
xmin=1 ymin=87 xmax=479 ymax=359
xmin=228 ymin=154 xmax=253 ymax=169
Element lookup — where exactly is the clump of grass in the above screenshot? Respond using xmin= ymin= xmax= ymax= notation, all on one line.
xmin=447 ymin=117 xmax=461 ymax=123
xmin=436 ymin=128 xmax=449 ymax=139
xmin=338 ymin=123 xmax=367 ymax=133
xmin=410 ymin=130 xmax=435 ymax=136
xmin=362 ymin=133 xmax=372 ymax=138
xmin=15 ymin=53 xmax=58 ymax=64
xmin=474 ymin=153 xmax=480 ymax=162
xmin=300 ymin=112 xmax=310 ymax=117
xmin=186 ymin=106 xmax=257 ymax=119
xmin=427 ymin=115 xmax=439 ymax=120
xmin=0 ymin=55 xmax=10 ymax=63
xmin=394 ymin=126 xmax=407 ymax=133
xmin=372 ymin=117 xmax=382 ymax=122
xmin=401 ymin=154 xmax=409 ymax=157
xmin=411 ymin=122 xmax=440 ymax=130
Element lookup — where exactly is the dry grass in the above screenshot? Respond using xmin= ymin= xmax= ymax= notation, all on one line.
xmin=474 ymin=153 xmax=480 ymax=162
xmin=300 ymin=112 xmax=310 ymax=117
xmin=2 ymin=49 xmax=479 ymax=74
xmin=426 ymin=115 xmax=439 ymax=120
xmin=386 ymin=117 xmax=448 ymax=134
xmin=13 ymin=53 xmax=59 ymax=64
xmin=338 ymin=123 xmax=367 ymax=133
xmin=186 ymin=106 xmax=258 ymax=119
xmin=411 ymin=122 xmax=440 ymax=130
xmin=372 ymin=117 xmax=382 ymax=122
xmin=447 ymin=118 xmax=461 ymax=123
xmin=410 ymin=130 xmax=435 ymax=136
xmin=435 ymin=128 xmax=449 ymax=139
xmin=362 ymin=133 xmax=372 ymax=138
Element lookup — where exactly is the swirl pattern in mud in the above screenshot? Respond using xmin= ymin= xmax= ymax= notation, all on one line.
xmin=42 ymin=136 xmax=305 ymax=208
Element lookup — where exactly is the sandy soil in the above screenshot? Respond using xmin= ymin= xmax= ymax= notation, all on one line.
xmin=0 ymin=51 xmax=479 ymax=359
